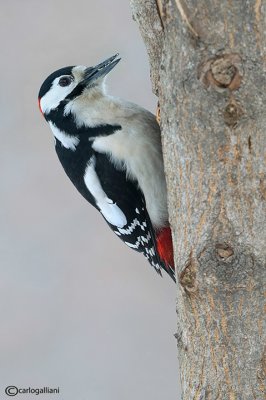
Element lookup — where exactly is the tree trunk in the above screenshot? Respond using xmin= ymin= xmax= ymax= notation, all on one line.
xmin=130 ymin=1 xmax=266 ymax=399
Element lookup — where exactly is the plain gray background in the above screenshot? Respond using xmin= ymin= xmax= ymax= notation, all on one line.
xmin=0 ymin=1 xmax=180 ymax=398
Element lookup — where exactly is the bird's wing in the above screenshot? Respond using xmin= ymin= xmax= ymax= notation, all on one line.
xmin=85 ymin=151 xmax=166 ymax=275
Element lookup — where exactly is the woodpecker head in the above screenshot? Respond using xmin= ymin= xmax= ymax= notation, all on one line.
xmin=38 ymin=54 xmax=120 ymax=117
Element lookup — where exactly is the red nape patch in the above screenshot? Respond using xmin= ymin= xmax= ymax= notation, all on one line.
xmin=38 ymin=97 xmax=43 ymax=115
xmin=156 ymin=227 xmax=175 ymax=271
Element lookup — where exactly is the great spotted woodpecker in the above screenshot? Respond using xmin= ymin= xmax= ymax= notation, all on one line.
xmin=38 ymin=54 xmax=175 ymax=281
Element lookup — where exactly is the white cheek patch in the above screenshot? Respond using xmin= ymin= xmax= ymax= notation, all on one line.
xmin=48 ymin=122 xmax=79 ymax=150
xmin=40 ymin=78 xmax=76 ymax=114
xmin=84 ymin=157 xmax=127 ymax=228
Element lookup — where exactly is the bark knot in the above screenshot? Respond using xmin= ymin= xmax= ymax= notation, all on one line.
xmin=179 ymin=262 xmax=197 ymax=293
xmin=211 ymin=58 xmax=236 ymax=87
xmin=216 ymin=243 xmax=234 ymax=260
xmin=199 ymin=54 xmax=243 ymax=91
xmin=223 ymin=99 xmax=244 ymax=127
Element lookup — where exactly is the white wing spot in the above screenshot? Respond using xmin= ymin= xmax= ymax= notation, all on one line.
xmin=118 ymin=218 xmax=140 ymax=235
xmin=124 ymin=241 xmax=139 ymax=249
xmin=84 ymin=157 xmax=127 ymax=228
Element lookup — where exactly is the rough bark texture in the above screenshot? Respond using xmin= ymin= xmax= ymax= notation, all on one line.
xmin=130 ymin=1 xmax=266 ymax=399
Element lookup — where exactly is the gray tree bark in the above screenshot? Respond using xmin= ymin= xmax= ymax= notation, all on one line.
xmin=130 ymin=1 xmax=266 ymax=399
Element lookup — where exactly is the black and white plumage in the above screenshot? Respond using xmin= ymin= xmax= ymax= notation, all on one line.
xmin=38 ymin=55 xmax=175 ymax=281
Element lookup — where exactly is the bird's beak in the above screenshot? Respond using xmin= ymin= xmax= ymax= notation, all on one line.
xmin=82 ymin=54 xmax=121 ymax=86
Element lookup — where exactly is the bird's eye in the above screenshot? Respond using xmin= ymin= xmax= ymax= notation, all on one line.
xmin=58 ymin=76 xmax=73 ymax=87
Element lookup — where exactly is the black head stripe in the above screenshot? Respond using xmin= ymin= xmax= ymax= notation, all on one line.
xmin=65 ymin=83 xmax=86 ymax=101
xmin=38 ymin=66 xmax=74 ymax=99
